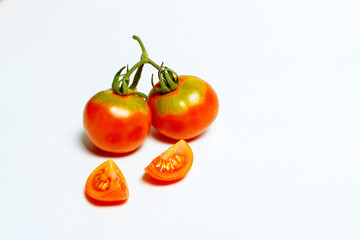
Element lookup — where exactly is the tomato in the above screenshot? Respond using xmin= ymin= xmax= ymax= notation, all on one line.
xmin=83 ymin=89 xmax=152 ymax=153
xmin=85 ymin=160 xmax=129 ymax=202
xmin=145 ymin=140 xmax=193 ymax=181
xmin=147 ymin=76 xmax=219 ymax=140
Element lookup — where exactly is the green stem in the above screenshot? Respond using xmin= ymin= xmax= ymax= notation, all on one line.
xmin=146 ymin=58 xmax=162 ymax=71
xmin=132 ymin=35 xmax=148 ymax=59
xmin=111 ymin=35 xmax=178 ymax=96
xmin=126 ymin=59 xmax=146 ymax=80
xmin=119 ymin=55 xmax=163 ymax=91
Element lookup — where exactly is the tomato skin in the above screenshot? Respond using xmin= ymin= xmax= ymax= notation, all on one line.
xmin=83 ymin=89 xmax=152 ymax=153
xmin=145 ymin=140 xmax=193 ymax=181
xmin=85 ymin=160 xmax=129 ymax=202
xmin=147 ymin=76 xmax=219 ymax=140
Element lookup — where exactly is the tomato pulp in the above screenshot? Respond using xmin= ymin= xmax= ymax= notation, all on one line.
xmin=145 ymin=140 xmax=193 ymax=181
xmin=84 ymin=89 xmax=152 ymax=153
xmin=148 ymin=76 xmax=219 ymax=140
xmin=85 ymin=160 xmax=129 ymax=202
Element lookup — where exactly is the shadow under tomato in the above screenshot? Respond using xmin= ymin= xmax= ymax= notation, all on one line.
xmin=80 ymin=131 xmax=141 ymax=158
xmin=84 ymin=191 xmax=128 ymax=206
xmin=142 ymin=173 xmax=183 ymax=186
xmin=150 ymin=127 xmax=208 ymax=144
xmin=149 ymin=127 xmax=177 ymax=144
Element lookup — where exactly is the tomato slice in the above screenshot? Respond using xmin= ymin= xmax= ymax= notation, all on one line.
xmin=85 ymin=160 xmax=129 ymax=202
xmin=145 ymin=140 xmax=193 ymax=181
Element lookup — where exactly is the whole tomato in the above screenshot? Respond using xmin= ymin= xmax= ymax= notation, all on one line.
xmin=147 ymin=75 xmax=219 ymax=140
xmin=83 ymin=89 xmax=152 ymax=153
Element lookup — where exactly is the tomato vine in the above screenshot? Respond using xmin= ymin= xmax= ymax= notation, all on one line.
xmin=111 ymin=35 xmax=180 ymax=99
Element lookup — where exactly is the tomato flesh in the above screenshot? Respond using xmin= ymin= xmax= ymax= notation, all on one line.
xmin=85 ymin=160 xmax=129 ymax=202
xmin=148 ymin=76 xmax=219 ymax=140
xmin=145 ymin=140 xmax=193 ymax=181
xmin=84 ymin=89 xmax=152 ymax=153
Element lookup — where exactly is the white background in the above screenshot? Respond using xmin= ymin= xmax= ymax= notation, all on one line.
xmin=1 ymin=0 xmax=360 ymax=239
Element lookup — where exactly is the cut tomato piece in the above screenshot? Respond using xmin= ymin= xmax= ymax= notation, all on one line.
xmin=85 ymin=160 xmax=129 ymax=202
xmin=145 ymin=140 xmax=193 ymax=181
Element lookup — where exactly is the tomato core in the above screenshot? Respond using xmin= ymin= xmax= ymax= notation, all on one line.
xmin=152 ymin=154 xmax=186 ymax=173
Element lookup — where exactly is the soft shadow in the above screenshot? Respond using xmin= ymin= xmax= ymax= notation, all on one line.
xmin=142 ymin=173 xmax=183 ymax=186
xmin=150 ymin=127 xmax=208 ymax=143
xmin=185 ymin=130 xmax=208 ymax=142
xmin=149 ymin=127 xmax=177 ymax=144
xmin=85 ymin=191 xmax=128 ymax=207
xmin=80 ymin=131 xmax=140 ymax=158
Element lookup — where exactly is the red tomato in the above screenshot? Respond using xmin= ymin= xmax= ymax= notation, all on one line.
xmin=145 ymin=139 xmax=193 ymax=181
xmin=147 ymin=76 xmax=219 ymax=140
xmin=85 ymin=160 xmax=129 ymax=202
xmin=83 ymin=89 xmax=152 ymax=153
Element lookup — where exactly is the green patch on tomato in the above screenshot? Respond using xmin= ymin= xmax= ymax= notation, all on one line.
xmin=151 ymin=76 xmax=207 ymax=116
xmin=90 ymin=89 xmax=149 ymax=114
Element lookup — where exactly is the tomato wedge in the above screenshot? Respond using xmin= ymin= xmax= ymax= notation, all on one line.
xmin=85 ymin=160 xmax=129 ymax=202
xmin=145 ymin=140 xmax=193 ymax=181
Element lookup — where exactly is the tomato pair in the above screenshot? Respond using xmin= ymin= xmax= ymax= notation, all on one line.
xmin=86 ymin=140 xmax=193 ymax=202
xmin=83 ymin=75 xmax=218 ymax=153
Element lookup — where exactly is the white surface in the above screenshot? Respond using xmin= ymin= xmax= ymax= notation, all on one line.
xmin=1 ymin=0 xmax=360 ymax=239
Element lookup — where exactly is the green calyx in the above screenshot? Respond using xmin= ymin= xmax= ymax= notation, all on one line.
xmin=111 ymin=35 xmax=179 ymax=98
xmin=151 ymin=63 xmax=179 ymax=93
